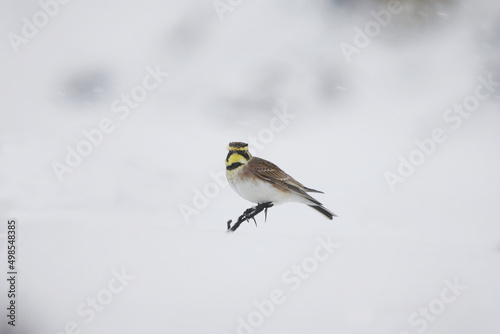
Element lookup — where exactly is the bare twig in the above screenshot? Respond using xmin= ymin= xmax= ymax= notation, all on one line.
xmin=227 ymin=202 xmax=274 ymax=232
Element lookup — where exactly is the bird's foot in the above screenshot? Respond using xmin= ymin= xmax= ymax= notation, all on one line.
xmin=227 ymin=202 xmax=274 ymax=232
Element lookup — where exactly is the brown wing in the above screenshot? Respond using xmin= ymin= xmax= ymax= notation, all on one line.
xmin=250 ymin=157 xmax=323 ymax=205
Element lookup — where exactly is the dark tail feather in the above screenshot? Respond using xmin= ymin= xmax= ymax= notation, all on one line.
xmin=304 ymin=186 xmax=324 ymax=194
xmin=308 ymin=205 xmax=337 ymax=220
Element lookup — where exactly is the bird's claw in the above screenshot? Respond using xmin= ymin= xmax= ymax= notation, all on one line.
xmin=227 ymin=202 xmax=274 ymax=232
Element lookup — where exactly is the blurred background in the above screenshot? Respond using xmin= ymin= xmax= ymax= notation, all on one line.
xmin=0 ymin=0 xmax=499 ymax=333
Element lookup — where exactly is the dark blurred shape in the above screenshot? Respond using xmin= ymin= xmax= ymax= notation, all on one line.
xmin=329 ymin=0 xmax=459 ymax=32
xmin=475 ymin=21 xmax=500 ymax=87
xmin=53 ymin=68 xmax=112 ymax=109
xmin=165 ymin=12 xmax=212 ymax=58
xmin=316 ymin=65 xmax=347 ymax=102
xmin=393 ymin=0 xmax=458 ymax=30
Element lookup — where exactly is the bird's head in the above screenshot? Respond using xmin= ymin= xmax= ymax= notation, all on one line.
xmin=226 ymin=142 xmax=252 ymax=170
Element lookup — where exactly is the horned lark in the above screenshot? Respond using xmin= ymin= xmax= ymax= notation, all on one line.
xmin=225 ymin=142 xmax=336 ymax=220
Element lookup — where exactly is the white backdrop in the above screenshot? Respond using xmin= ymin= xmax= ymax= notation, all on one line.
xmin=1 ymin=1 xmax=499 ymax=333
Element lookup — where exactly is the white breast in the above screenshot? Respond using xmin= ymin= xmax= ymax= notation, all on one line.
xmin=227 ymin=168 xmax=306 ymax=205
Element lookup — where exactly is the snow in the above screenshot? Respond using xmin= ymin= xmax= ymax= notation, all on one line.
xmin=1 ymin=0 xmax=500 ymax=333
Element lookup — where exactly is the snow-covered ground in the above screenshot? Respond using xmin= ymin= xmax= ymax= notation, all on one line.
xmin=1 ymin=0 xmax=499 ymax=333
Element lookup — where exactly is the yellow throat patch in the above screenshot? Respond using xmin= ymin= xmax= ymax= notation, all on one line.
xmin=226 ymin=142 xmax=252 ymax=170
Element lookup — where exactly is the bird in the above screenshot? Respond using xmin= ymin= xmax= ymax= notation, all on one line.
xmin=225 ymin=142 xmax=336 ymax=220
